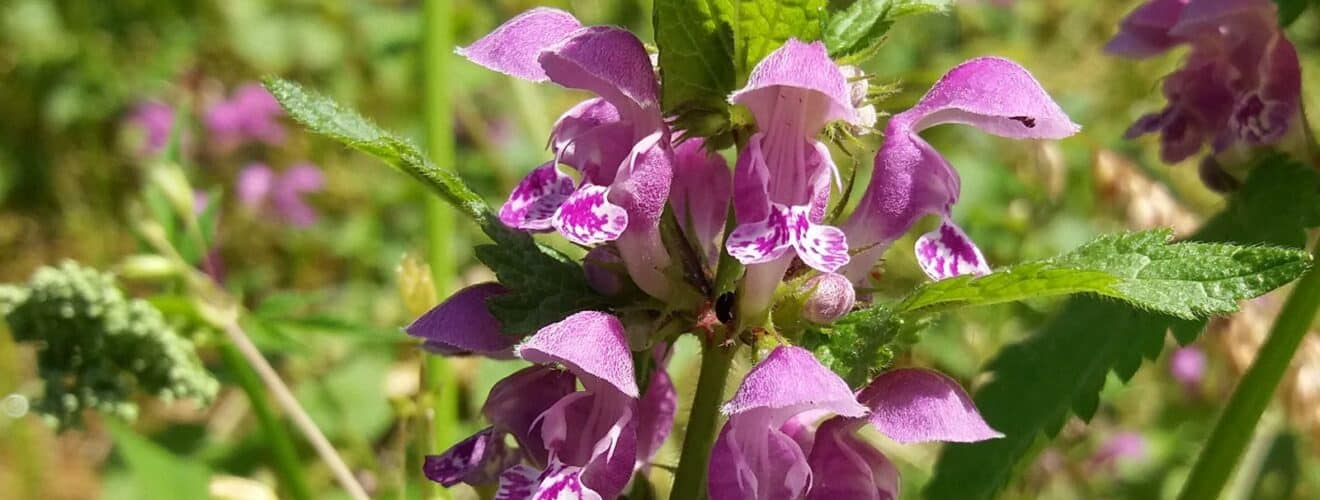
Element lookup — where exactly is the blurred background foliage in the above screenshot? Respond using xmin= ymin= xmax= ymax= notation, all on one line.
xmin=0 ymin=0 xmax=1317 ymax=498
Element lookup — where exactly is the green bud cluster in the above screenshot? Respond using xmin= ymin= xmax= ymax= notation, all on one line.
xmin=3 ymin=261 xmax=218 ymax=429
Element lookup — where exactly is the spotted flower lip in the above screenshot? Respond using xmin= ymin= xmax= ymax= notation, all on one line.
xmin=426 ymin=311 xmax=675 ymax=500
xmin=723 ymin=39 xmax=856 ymax=322
xmin=460 ymin=8 xmax=676 ymax=300
xmin=840 ymin=57 xmax=1079 ymax=283
xmin=1108 ymin=0 xmax=1301 ymax=164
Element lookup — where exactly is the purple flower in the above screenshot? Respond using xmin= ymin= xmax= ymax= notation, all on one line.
xmin=205 ymin=83 xmax=286 ymax=147
xmin=425 ymin=311 xmax=676 ymax=499
xmin=722 ymin=40 xmax=859 ymax=320
xmin=1169 ymin=345 xmax=1207 ymax=390
xmin=840 ymin=57 xmax=1078 ymax=283
xmin=1088 ymin=432 xmax=1149 ymax=473
xmin=406 ymin=283 xmax=519 ymax=358
xmin=128 ymin=100 xmax=175 ymax=156
xmin=1108 ymin=0 xmax=1301 ymax=164
xmin=670 ymin=138 xmax=733 ymax=264
xmin=461 ymin=8 xmax=677 ymax=300
xmin=236 ymin=162 xmax=324 ymax=227
xmin=709 ymin=347 xmax=1000 ymax=500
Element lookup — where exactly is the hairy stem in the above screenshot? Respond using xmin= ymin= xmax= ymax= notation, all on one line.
xmin=1177 ymin=244 xmax=1320 ymax=500
xmin=671 ymin=338 xmax=736 ymax=499
xmin=217 ymin=343 xmax=313 ymax=500
xmin=221 ymin=319 xmax=370 ymax=500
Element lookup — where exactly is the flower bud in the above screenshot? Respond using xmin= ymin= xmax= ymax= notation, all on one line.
xmin=800 ymin=273 xmax=855 ymax=325
xmin=583 ymin=245 xmax=626 ymax=296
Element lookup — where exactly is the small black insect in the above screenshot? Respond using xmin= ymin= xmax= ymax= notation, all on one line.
xmin=715 ymin=291 xmax=736 ymax=324
xmin=1010 ymin=115 xmax=1037 ymax=128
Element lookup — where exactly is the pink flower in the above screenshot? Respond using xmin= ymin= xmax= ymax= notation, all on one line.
xmin=709 ymin=347 xmax=1000 ymax=500
xmin=1108 ymin=0 xmax=1301 ymax=164
xmin=205 ymin=83 xmax=286 ymax=147
xmin=236 ymin=163 xmax=324 ymax=227
xmin=127 ymin=100 xmax=175 ymax=156
xmin=460 ymin=8 xmax=678 ymax=300
xmin=423 ymin=312 xmax=676 ymax=499
xmin=722 ymin=40 xmax=859 ymax=320
xmin=840 ymin=58 xmax=1078 ymax=283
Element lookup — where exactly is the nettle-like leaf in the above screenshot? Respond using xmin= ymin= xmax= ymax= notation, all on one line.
xmin=925 ymin=155 xmax=1320 ymax=500
xmin=264 ymin=78 xmax=606 ymax=335
xmin=801 ymin=304 xmax=910 ymax=386
xmin=898 ymin=229 xmax=1311 ymax=320
xmin=1273 ymin=0 xmax=1312 ymax=27
xmin=735 ymin=0 xmax=829 ymax=77
xmin=654 ymin=0 xmax=737 ymax=137
xmin=824 ymin=0 xmax=953 ymax=63
xmin=474 ymin=240 xmax=608 ymax=336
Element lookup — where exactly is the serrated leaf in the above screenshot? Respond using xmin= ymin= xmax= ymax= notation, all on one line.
xmin=654 ymin=0 xmax=736 ymax=116
xmin=262 ymin=77 xmax=492 ymax=228
xmin=1196 ymin=153 xmax=1320 ymax=248
xmin=1273 ymin=0 xmax=1311 ymax=27
xmin=925 ymin=155 xmax=1320 ymax=500
xmin=735 ymin=0 xmax=829 ymax=77
xmin=824 ymin=0 xmax=951 ymax=63
xmin=800 ymin=304 xmax=908 ymax=386
xmin=924 ymin=298 xmax=1185 ymax=500
xmin=474 ymin=240 xmax=609 ymax=336
xmin=898 ymin=229 xmax=1312 ymax=319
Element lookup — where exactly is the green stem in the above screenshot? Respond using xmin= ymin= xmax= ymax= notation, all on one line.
xmin=218 ymin=343 xmax=313 ymax=500
xmin=1177 ymin=244 xmax=1320 ymax=500
xmin=422 ymin=1 xmax=460 ymax=499
xmin=671 ymin=338 xmax=736 ymax=500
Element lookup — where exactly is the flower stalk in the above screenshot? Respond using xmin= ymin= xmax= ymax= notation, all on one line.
xmin=1177 ymin=243 xmax=1320 ymax=500
xmin=422 ymin=0 xmax=462 ymax=498
xmin=217 ymin=343 xmax=314 ymax=500
xmin=671 ymin=336 xmax=736 ymax=500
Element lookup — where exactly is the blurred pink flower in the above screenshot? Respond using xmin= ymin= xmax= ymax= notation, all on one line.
xmin=1089 ymin=432 xmax=1149 ymax=473
xmin=236 ymin=162 xmax=324 ymax=227
xmin=1170 ymin=345 xmax=1207 ymax=391
xmin=127 ymin=100 xmax=175 ymax=156
xmin=205 ymin=83 xmax=286 ymax=147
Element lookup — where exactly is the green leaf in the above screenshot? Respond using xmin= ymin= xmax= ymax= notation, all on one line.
xmin=801 ymin=304 xmax=906 ymax=386
xmin=924 ymin=298 xmax=1185 ymax=500
xmin=735 ymin=0 xmax=828 ymax=77
xmin=823 ymin=0 xmax=952 ymax=63
xmin=1196 ymin=153 xmax=1320 ymax=249
xmin=653 ymin=0 xmax=737 ymax=119
xmin=474 ymin=238 xmax=609 ymax=336
xmin=108 ymin=421 xmax=211 ymax=500
xmin=925 ymin=155 xmax=1320 ymax=500
xmin=1273 ymin=0 xmax=1311 ymax=27
xmin=898 ymin=229 xmax=1312 ymax=320
xmin=262 ymin=77 xmax=492 ymax=227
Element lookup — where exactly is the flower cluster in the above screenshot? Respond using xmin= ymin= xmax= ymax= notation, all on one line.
xmin=1107 ymin=0 xmax=1301 ymax=165
xmin=408 ymin=7 xmax=1079 ymax=499
xmin=2 ymin=261 xmax=218 ymax=429
xmin=124 ymin=84 xmax=326 ymax=228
